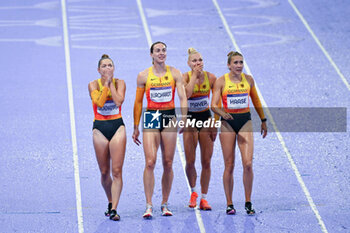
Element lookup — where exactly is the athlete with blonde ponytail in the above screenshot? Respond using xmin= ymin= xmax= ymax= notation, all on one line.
xmin=211 ymin=51 xmax=267 ymax=215
xmin=183 ymin=48 xmax=220 ymax=210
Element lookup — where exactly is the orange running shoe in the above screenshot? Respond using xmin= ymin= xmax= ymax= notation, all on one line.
xmin=199 ymin=199 xmax=212 ymax=211
xmin=188 ymin=192 xmax=198 ymax=208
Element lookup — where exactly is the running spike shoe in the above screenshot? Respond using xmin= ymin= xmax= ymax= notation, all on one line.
xmin=143 ymin=205 xmax=153 ymax=219
xmin=188 ymin=192 xmax=198 ymax=208
xmin=109 ymin=210 xmax=120 ymax=221
xmin=105 ymin=203 xmax=112 ymax=216
xmin=226 ymin=204 xmax=236 ymax=215
xmin=245 ymin=202 xmax=255 ymax=215
xmin=199 ymin=199 xmax=212 ymax=210
xmin=161 ymin=203 xmax=173 ymax=216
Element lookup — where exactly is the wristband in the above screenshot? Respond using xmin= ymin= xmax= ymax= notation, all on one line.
xmin=261 ymin=118 xmax=267 ymax=122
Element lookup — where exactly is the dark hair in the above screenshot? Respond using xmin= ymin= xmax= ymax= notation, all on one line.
xmin=227 ymin=51 xmax=243 ymax=64
xmin=98 ymin=54 xmax=114 ymax=68
xmin=150 ymin=41 xmax=167 ymax=53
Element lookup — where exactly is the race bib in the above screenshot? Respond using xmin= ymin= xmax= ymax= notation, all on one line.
xmin=150 ymin=86 xmax=172 ymax=103
xmin=227 ymin=93 xmax=248 ymax=109
xmin=97 ymin=100 xmax=120 ymax=116
xmin=188 ymin=96 xmax=209 ymax=112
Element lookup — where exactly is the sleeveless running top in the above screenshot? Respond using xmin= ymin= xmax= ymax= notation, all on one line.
xmin=187 ymin=71 xmax=210 ymax=112
xmin=145 ymin=65 xmax=175 ymax=110
xmin=222 ymin=73 xmax=251 ymax=114
xmin=93 ymin=78 xmax=122 ymax=121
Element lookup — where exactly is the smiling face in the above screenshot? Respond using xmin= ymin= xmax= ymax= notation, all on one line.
xmin=228 ymin=55 xmax=244 ymax=75
xmin=98 ymin=58 xmax=114 ymax=77
xmin=188 ymin=53 xmax=203 ymax=70
xmin=151 ymin=43 xmax=167 ymax=64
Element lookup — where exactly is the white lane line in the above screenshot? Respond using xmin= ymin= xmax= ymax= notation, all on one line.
xmin=288 ymin=0 xmax=350 ymax=91
xmin=212 ymin=0 xmax=328 ymax=233
xmin=61 ymin=0 xmax=84 ymax=233
xmin=136 ymin=1 xmax=206 ymax=232
xmin=136 ymin=0 xmax=152 ymax=46
xmin=177 ymin=137 xmax=206 ymax=233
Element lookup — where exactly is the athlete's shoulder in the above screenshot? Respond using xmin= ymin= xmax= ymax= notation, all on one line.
xmin=138 ymin=68 xmax=150 ymax=78
xmin=169 ymin=65 xmax=181 ymax=74
xmin=206 ymin=71 xmax=217 ymax=81
xmin=214 ymin=75 xmax=225 ymax=88
xmin=217 ymin=74 xmax=226 ymax=82
xmin=137 ymin=68 xmax=149 ymax=86
xmin=243 ymin=73 xmax=255 ymax=86
xmin=205 ymin=71 xmax=217 ymax=87
xmin=183 ymin=71 xmax=190 ymax=83
xmin=168 ymin=66 xmax=182 ymax=80
xmin=88 ymin=79 xmax=99 ymax=91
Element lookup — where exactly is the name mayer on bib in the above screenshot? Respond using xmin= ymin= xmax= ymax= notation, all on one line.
xmin=188 ymin=96 xmax=209 ymax=112
xmin=187 ymin=71 xmax=211 ymax=113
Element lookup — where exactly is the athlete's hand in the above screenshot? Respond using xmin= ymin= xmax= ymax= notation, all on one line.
xmin=261 ymin=122 xmax=267 ymax=138
xmin=222 ymin=112 xmax=233 ymax=120
xmin=192 ymin=64 xmax=203 ymax=78
xmin=107 ymin=74 xmax=113 ymax=85
xmin=132 ymin=128 xmax=141 ymax=145
xmin=103 ymin=69 xmax=113 ymax=84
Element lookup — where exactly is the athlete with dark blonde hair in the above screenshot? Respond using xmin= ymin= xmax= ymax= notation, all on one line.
xmin=211 ymin=51 xmax=267 ymax=215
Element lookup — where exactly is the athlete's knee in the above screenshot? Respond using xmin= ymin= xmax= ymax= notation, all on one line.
xmin=145 ymin=159 xmax=156 ymax=170
xmin=201 ymin=159 xmax=211 ymax=170
xmin=185 ymin=162 xmax=195 ymax=174
xmin=112 ymin=167 xmax=122 ymax=179
xmin=162 ymin=159 xmax=173 ymax=170
xmin=100 ymin=168 xmax=110 ymax=178
xmin=243 ymin=162 xmax=253 ymax=172
xmin=186 ymin=157 xmax=195 ymax=167
xmin=224 ymin=163 xmax=234 ymax=173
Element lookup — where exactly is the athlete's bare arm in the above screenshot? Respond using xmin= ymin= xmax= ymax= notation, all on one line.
xmin=88 ymin=80 xmax=98 ymax=96
xmin=171 ymin=66 xmax=187 ymax=133
xmin=110 ymin=79 xmax=126 ymax=107
xmin=245 ymin=73 xmax=267 ymax=138
xmin=132 ymin=69 xmax=148 ymax=145
xmin=211 ymin=76 xmax=233 ymax=120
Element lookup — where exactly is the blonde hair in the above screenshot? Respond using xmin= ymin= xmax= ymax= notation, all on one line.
xmin=188 ymin=47 xmax=199 ymax=61
xmin=227 ymin=51 xmax=243 ymax=64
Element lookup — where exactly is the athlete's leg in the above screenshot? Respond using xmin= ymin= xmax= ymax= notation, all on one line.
xmin=220 ymin=121 xmax=237 ymax=205
xmin=109 ymin=125 xmax=126 ymax=211
xmin=143 ymin=130 xmax=161 ymax=205
xmin=237 ymin=120 xmax=254 ymax=202
xmin=160 ymin=122 xmax=177 ymax=205
xmin=183 ymin=128 xmax=198 ymax=189
xmin=93 ymin=129 xmax=112 ymax=202
xmin=198 ymin=128 xmax=214 ymax=195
